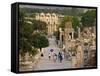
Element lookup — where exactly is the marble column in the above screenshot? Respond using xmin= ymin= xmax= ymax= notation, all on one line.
xmin=59 ymin=28 xmax=63 ymax=48
xmin=64 ymin=29 xmax=68 ymax=52
xmin=78 ymin=27 xmax=81 ymax=39
xmin=72 ymin=29 xmax=74 ymax=40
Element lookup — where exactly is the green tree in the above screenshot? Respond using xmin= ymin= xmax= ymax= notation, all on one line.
xmin=32 ymin=33 xmax=49 ymax=51
xmin=19 ymin=10 xmax=48 ymax=55
xmin=72 ymin=16 xmax=80 ymax=31
xmin=81 ymin=10 xmax=96 ymax=27
xmin=19 ymin=13 xmax=30 ymax=52
xmin=32 ymin=20 xmax=47 ymax=34
xmin=19 ymin=10 xmax=38 ymax=56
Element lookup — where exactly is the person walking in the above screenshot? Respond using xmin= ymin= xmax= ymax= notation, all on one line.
xmin=41 ymin=53 xmax=44 ymax=57
xmin=53 ymin=53 xmax=57 ymax=62
xmin=58 ymin=52 xmax=63 ymax=63
xmin=62 ymin=52 xmax=65 ymax=60
xmin=48 ymin=53 xmax=51 ymax=60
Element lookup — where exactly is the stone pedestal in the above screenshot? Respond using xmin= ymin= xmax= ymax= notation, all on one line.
xmin=76 ymin=45 xmax=83 ymax=68
xmin=72 ymin=56 xmax=77 ymax=68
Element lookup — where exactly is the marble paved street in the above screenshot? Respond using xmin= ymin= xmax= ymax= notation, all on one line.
xmin=34 ymin=37 xmax=72 ymax=70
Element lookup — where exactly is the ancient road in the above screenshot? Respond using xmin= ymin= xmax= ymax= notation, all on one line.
xmin=34 ymin=37 xmax=72 ymax=70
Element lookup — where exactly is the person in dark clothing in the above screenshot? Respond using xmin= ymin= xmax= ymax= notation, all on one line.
xmin=58 ymin=52 xmax=63 ymax=63
xmin=41 ymin=53 xmax=44 ymax=57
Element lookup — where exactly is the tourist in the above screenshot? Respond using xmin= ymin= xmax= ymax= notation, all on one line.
xmin=62 ymin=52 xmax=65 ymax=60
xmin=53 ymin=53 xmax=57 ymax=62
xmin=58 ymin=52 xmax=63 ymax=63
xmin=48 ymin=53 xmax=51 ymax=60
xmin=41 ymin=53 xmax=44 ymax=57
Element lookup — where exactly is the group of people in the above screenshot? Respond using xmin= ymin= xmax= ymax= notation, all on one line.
xmin=40 ymin=48 xmax=71 ymax=63
xmin=48 ymin=50 xmax=70 ymax=63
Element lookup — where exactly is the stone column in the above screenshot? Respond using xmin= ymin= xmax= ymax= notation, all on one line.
xmin=64 ymin=29 xmax=68 ymax=52
xmin=59 ymin=28 xmax=63 ymax=48
xmin=72 ymin=29 xmax=74 ymax=40
xmin=78 ymin=27 xmax=81 ymax=39
xmin=64 ymin=21 xmax=72 ymax=52
xmin=65 ymin=40 xmax=68 ymax=52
